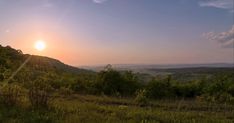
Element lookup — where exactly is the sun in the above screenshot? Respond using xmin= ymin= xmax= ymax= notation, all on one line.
xmin=35 ymin=40 xmax=46 ymax=51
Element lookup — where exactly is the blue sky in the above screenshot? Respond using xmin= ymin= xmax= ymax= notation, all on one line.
xmin=0 ymin=0 xmax=233 ymax=65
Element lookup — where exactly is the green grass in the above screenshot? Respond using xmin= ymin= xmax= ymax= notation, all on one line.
xmin=1 ymin=94 xmax=234 ymax=123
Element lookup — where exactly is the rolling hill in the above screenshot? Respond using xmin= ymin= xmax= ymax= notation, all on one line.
xmin=0 ymin=45 xmax=92 ymax=83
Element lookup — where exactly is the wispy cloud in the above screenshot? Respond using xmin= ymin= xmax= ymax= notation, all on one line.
xmin=42 ymin=0 xmax=54 ymax=8
xmin=93 ymin=0 xmax=108 ymax=4
xmin=42 ymin=3 xmax=54 ymax=8
xmin=204 ymin=25 xmax=234 ymax=48
xmin=199 ymin=0 xmax=233 ymax=12
xmin=5 ymin=29 xmax=10 ymax=33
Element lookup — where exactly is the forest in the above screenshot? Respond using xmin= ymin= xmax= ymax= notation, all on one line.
xmin=0 ymin=45 xmax=234 ymax=123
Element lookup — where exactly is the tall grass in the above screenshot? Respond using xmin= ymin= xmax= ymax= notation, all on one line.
xmin=0 ymin=92 xmax=233 ymax=123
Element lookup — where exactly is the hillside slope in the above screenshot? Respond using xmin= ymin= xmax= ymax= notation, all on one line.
xmin=0 ymin=45 xmax=92 ymax=83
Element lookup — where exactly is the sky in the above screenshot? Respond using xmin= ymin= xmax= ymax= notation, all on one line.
xmin=0 ymin=0 xmax=233 ymax=66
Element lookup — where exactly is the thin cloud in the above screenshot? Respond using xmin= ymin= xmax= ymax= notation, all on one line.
xmin=5 ymin=29 xmax=10 ymax=33
xmin=204 ymin=25 xmax=234 ymax=48
xmin=43 ymin=3 xmax=54 ymax=8
xmin=42 ymin=0 xmax=54 ymax=8
xmin=199 ymin=0 xmax=233 ymax=11
xmin=93 ymin=0 xmax=108 ymax=4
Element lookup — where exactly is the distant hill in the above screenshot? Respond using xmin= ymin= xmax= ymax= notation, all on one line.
xmin=81 ymin=63 xmax=234 ymax=72
xmin=80 ymin=64 xmax=234 ymax=83
xmin=27 ymin=55 xmax=90 ymax=74
xmin=0 ymin=45 xmax=92 ymax=83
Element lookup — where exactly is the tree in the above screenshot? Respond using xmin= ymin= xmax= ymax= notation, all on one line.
xmin=146 ymin=79 xmax=173 ymax=99
xmin=96 ymin=65 xmax=140 ymax=96
xmin=97 ymin=67 xmax=123 ymax=95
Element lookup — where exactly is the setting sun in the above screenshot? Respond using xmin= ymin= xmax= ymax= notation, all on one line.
xmin=35 ymin=40 xmax=46 ymax=51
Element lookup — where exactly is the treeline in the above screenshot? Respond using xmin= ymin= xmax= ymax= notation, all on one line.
xmin=66 ymin=65 xmax=234 ymax=104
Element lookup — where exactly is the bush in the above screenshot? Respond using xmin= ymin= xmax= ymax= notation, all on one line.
xmin=146 ymin=79 xmax=173 ymax=99
xmin=121 ymin=71 xmax=141 ymax=96
xmin=28 ymin=79 xmax=53 ymax=109
xmin=70 ymin=78 xmax=88 ymax=93
xmin=0 ymin=84 xmax=24 ymax=106
xmin=172 ymin=82 xmax=200 ymax=98
xmin=216 ymin=92 xmax=233 ymax=103
xmin=135 ymin=89 xmax=148 ymax=106
xmin=96 ymin=65 xmax=141 ymax=96
xmin=0 ymin=74 xmax=4 ymax=81
xmin=29 ymin=89 xmax=50 ymax=109
xmin=58 ymin=87 xmax=73 ymax=96
xmin=96 ymin=68 xmax=123 ymax=95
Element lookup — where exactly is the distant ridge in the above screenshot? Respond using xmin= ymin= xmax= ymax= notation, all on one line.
xmin=80 ymin=63 xmax=234 ymax=72
xmin=112 ymin=63 xmax=234 ymax=68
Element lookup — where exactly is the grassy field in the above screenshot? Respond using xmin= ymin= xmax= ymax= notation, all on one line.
xmin=1 ymin=94 xmax=234 ymax=123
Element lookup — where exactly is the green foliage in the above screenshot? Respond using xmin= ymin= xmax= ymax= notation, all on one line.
xmin=0 ymin=84 xmax=25 ymax=106
xmin=1 ymin=94 xmax=234 ymax=123
xmin=172 ymin=81 xmax=201 ymax=98
xmin=28 ymin=78 xmax=53 ymax=109
xmin=0 ymin=74 xmax=4 ymax=81
xmin=58 ymin=87 xmax=73 ymax=96
xmin=97 ymin=68 xmax=123 ymax=95
xmin=95 ymin=65 xmax=140 ymax=96
xmin=0 ymin=104 xmax=61 ymax=123
xmin=70 ymin=73 xmax=97 ymax=94
xmin=122 ymin=71 xmax=141 ymax=95
xmin=201 ymin=73 xmax=234 ymax=103
xmin=135 ymin=89 xmax=149 ymax=106
xmin=145 ymin=78 xmax=173 ymax=99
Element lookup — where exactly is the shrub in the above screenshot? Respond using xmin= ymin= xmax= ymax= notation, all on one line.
xmin=135 ymin=89 xmax=148 ymax=106
xmin=58 ymin=87 xmax=73 ymax=96
xmin=96 ymin=65 xmax=141 ymax=96
xmin=96 ymin=67 xmax=124 ymax=96
xmin=0 ymin=74 xmax=4 ymax=81
xmin=172 ymin=82 xmax=200 ymax=98
xmin=0 ymin=84 xmax=24 ymax=106
xmin=121 ymin=71 xmax=141 ymax=96
xmin=28 ymin=79 xmax=53 ymax=109
xmin=29 ymin=89 xmax=50 ymax=109
xmin=146 ymin=79 xmax=173 ymax=99
xmin=70 ymin=78 xmax=87 ymax=93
